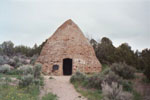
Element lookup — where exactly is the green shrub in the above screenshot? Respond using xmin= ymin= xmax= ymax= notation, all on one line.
xmin=18 ymin=65 xmax=33 ymax=75
xmin=144 ymin=66 xmax=150 ymax=81
xmin=0 ymin=84 xmax=40 ymax=100
xmin=33 ymin=63 xmax=42 ymax=78
xmin=103 ymin=71 xmax=122 ymax=85
xmin=1 ymin=76 xmax=12 ymax=88
xmin=0 ymin=55 xmax=10 ymax=65
xmin=11 ymin=56 xmax=23 ymax=68
xmin=39 ymin=76 xmax=44 ymax=86
xmin=7 ymin=69 xmax=20 ymax=75
xmin=70 ymin=71 xmax=87 ymax=83
xmin=102 ymin=82 xmax=133 ymax=100
xmin=87 ymin=71 xmax=122 ymax=89
xmin=101 ymin=67 xmax=111 ymax=75
xmin=33 ymin=79 xmax=41 ymax=85
xmin=8 ymin=56 xmax=30 ymax=68
xmin=18 ymin=64 xmax=43 ymax=87
xmin=87 ymin=73 xmax=104 ymax=89
xmin=122 ymin=81 xmax=133 ymax=92
xmin=111 ymin=63 xmax=136 ymax=79
xmin=142 ymin=76 xmax=150 ymax=83
xmin=19 ymin=74 xmax=34 ymax=87
xmin=8 ymin=58 xmax=15 ymax=66
xmin=42 ymin=93 xmax=57 ymax=100
xmin=132 ymin=90 xmax=142 ymax=100
xmin=33 ymin=77 xmax=44 ymax=86
xmin=0 ymin=64 xmax=11 ymax=73
xmin=30 ymin=55 xmax=38 ymax=65
xmin=15 ymin=61 xmax=22 ymax=68
xmin=0 ymin=56 xmax=6 ymax=65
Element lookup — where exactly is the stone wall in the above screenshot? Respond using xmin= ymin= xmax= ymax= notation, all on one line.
xmin=36 ymin=19 xmax=102 ymax=75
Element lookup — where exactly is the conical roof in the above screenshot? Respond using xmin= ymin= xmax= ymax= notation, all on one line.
xmin=49 ymin=19 xmax=89 ymax=45
xmin=37 ymin=19 xmax=101 ymax=75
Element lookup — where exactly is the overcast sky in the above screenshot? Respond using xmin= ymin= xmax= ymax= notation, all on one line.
xmin=0 ymin=0 xmax=149 ymax=51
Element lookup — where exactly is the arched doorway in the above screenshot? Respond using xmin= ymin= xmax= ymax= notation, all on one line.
xmin=63 ymin=58 xmax=72 ymax=75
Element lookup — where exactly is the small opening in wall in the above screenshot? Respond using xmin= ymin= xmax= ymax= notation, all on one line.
xmin=52 ymin=65 xmax=59 ymax=72
xmin=53 ymin=65 xmax=59 ymax=70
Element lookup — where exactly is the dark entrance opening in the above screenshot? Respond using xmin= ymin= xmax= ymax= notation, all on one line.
xmin=63 ymin=58 xmax=72 ymax=75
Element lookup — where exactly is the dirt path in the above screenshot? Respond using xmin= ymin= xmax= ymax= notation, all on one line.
xmin=40 ymin=76 xmax=87 ymax=100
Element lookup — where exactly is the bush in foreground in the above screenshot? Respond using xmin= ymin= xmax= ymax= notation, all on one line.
xmin=102 ymin=82 xmax=133 ymax=100
xmin=70 ymin=71 xmax=87 ymax=83
xmin=18 ymin=63 xmax=43 ymax=87
xmin=103 ymin=71 xmax=122 ymax=85
xmin=19 ymin=74 xmax=34 ymax=87
xmin=87 ymin=73 xmax=104 ymax=89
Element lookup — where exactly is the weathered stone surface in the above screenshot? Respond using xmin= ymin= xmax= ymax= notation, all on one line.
xmin=36 ymin=19 xmax=102 ymax=75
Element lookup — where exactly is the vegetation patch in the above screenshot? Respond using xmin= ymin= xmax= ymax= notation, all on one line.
xmin=111 ymin=62 xmax=136 ymax=79
xmin=0 ymin=84 xmax=40 ymax=100
xmin=42 ymin=93 xmax=58 ymax=100
xmin=73 ymin=82 xmax=103 ymax=100
xmin=132 ymin=90 xmax=142 ymax=100
xmin=0 ymin=60 xmax=56 ymax=100
xmin=71 ymin=63 xmax=142 ymax=100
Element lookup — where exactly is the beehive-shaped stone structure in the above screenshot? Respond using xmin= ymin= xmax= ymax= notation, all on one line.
xmin=36 ymin=19 xmax=101 ymax=75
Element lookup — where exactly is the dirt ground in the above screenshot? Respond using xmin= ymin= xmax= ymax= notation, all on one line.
xmin=40 ymin=73 xmax=150 ymax=100
xmin=40 ymin=76 xmax=87 ymax=100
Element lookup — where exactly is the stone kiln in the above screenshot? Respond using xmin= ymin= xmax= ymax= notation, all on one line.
xmin=36 ymin=19 xmax=102 ymax=75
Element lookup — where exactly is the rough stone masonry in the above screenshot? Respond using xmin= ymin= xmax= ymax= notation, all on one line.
xmin=36 ymin=19 xmax=102 ymax=75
